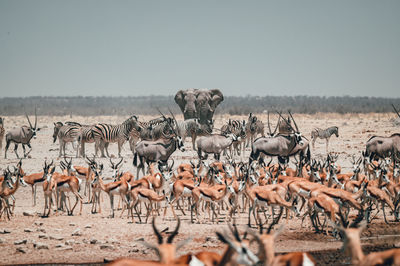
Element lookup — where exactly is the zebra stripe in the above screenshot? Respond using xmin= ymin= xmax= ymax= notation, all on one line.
xmin=221 ymin=119 xmax=247 ymax=156
xmin=92 ymin=116 xmax=139 ymax=157
xmin=311 ymin=126 xmax=339 ymax=152
xmin=174 ymin=119 xmax=200 ymax=139
xmin=221 ymin=119 xmax=246 ymax=138
xmin=55 ymin=124 xmax=81 ymax=157
xmin=311 ymin=126 xmax=338 ymax=140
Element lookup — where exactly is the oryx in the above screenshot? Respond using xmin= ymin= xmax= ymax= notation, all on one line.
xmin=196 ymin=133 xmax=238 ymax=161
xmin=5 ymin=109 xmax=40 ymax=159
xmin=249 ymin=111 xmax=310 ymax=164
xmin=133 ymin=110 xmax=185 ymax=178
xmin=365 ymin=133 xmax=400 ymax=160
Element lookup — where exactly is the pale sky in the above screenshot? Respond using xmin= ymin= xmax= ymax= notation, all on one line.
xmin=0 ymin=0 xmax=399 ymax=97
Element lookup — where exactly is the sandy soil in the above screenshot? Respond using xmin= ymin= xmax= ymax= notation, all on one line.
xmin=0 ymin=112 xmax=400 ymax=265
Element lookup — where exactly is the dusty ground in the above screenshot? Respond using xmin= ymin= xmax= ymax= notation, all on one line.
xmin=0 ymin=112 xmax=400 ymax=265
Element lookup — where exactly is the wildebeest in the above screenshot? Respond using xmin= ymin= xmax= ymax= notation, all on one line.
xmin=5 ymin=109 xmax=40 ymax=159
xmin=365 ymin=133 xmax=400 ymax=159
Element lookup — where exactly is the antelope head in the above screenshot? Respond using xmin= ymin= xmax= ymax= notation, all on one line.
xmin=137 ymin=218 xmax=191 ymax=264
xmin=25 ymin=107 xmax=40 ymax=139
xmin=216 ymin=223 xmax=262 ymax=266
xmin=110 ymin=157 xmax=123 ymax=181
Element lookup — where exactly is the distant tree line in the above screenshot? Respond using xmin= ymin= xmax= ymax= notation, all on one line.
xmin=0 ymin=95 xmax=399 ymax=116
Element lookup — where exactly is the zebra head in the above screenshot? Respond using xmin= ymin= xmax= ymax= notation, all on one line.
xmin=334 ymin=126 xmax=339 ymax=137
xmin=53 ymin=122 xmax=64 ymax=143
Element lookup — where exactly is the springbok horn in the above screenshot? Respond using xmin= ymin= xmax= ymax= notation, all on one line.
xmin=152 ymin=217 xmax=163 ymax=244
xmin=116 ymin=157 xmax=123 ymax=168
xmin=169 ymin=159 xmax=174 ymax=170
xmin=167 ymin=218 xmax=180 ymax=243
xmin=229 ymin=223 xmax=241 ymax=242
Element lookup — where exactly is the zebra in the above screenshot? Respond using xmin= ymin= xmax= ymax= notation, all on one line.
xmin=221 ymin=119 xmax=247 ymax=156
xmin=173 ymin=118 xmax=204 ymax=149
xmin=128 ymin=117 xmax=173 ymax=154
xmin=77 ymin=125 xmax=95 ymax=158
xmin=53 ymin=122 xmax=81 ymax=157
xmin=92 ymin=115 xmax=141 ymax=158
xmin=311 ymin=126 xmax=339 ymax=152
xmin=132 ymin=117 xmax=170 ymax=141
xmin=0 ymin=117 xmax=4 ymax=151
xmin=150 ymin=118 xmax=174 ymax=140
xmin=245 ymin=113 xmax=265 ymax=148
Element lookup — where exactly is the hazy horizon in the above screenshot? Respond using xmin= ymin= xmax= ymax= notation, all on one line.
xmin=1 ymin=1 xmax=399 ymax=98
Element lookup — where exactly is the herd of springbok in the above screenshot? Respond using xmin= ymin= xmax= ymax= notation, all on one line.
xmin=1 ymin=108 xmax=400 ymax=265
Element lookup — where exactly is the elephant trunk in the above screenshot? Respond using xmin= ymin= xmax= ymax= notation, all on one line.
xmin=184 ymin=107 xmax=197 ymax=120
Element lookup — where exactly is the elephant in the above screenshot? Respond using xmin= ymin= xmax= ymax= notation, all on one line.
xmin=174 ymin=89 xmax=224 ymax=124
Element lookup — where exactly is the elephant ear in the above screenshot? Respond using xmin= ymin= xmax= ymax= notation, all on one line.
xmin=210 ymin=89 xmax=224 ymax=107
xmin=174 ymin=90 xmax=186 ymax=113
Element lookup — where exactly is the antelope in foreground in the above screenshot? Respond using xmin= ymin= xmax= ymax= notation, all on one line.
xmin=0 ymin=160 xmax=24 ymax=220
xmin=108 ymin=218 xmax=191 ymax=265
xmin=90 ymin=163 xmax=131 ymax=218
xmin=249 ymin=209 xmax=316 ymax=266
xmin=5 ymin=109 xmax=40 ymax=159
xmin=334 ymin=214 xmax=400 ymax=266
